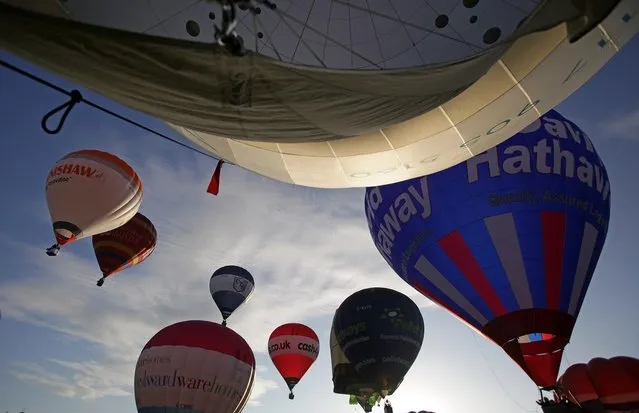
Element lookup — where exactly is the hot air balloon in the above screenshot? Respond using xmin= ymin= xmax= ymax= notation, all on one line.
xmin=364 ymin=110 xmax=611 ymax=387
xmin=91 ymin=212 xmax=156 ymax=287
xmin=209 ymin=265 xmax=255 ymax=326
xmin=1 ymin=1 xmax=636 ymax=188
xmin=331 ymin=287 xmax=424 ymax=398
xmin=553 ymin=356 xmax=639 ymax=413
xmin=44 ymin=149 xmax=142 ymax=256
xmin=268 ymin=322 xmax=319 ymax=400
xmin=134 ymin=320 xmax=255 ymax=413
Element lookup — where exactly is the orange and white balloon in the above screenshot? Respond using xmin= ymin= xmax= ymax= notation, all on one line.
xmin=45 ymin=149 xmax=142 ymax=256
xmin=134 ymin=320 xmax=255 ymax=413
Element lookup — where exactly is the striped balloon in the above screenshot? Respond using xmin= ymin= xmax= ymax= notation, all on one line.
xmin=92 ymin=212 xmax=157 ymax=287
xmin=45 ymin=149 xmax=142 ymax=256
xmin=134 ymin=320 xmax=255 ymax=413
xmin=365 ymin=110 xmax=611 ymax=387
xmin=268 ymin=323 xmax=319 ymax=399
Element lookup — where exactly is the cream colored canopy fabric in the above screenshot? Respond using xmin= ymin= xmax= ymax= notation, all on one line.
xmin=1 ymin=0 xmax=637 ymax=188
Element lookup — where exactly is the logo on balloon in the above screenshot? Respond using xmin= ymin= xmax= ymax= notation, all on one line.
xmin=298 ymin=342 xmax=319 ymax=355
xmin=233 ymin=276 xmax=248 ymax=293
xmin=135 ymin=368 xmax=244 ymax=401
xmin=365 ymin=110 xmax=611 ymax=276
xmin=335 ymin=322 xmax=368 ymax=343
xmin=268 ymin=340 xmax=291 ymax=353
xmin=380 ymin=308 xmax=403 ymax=319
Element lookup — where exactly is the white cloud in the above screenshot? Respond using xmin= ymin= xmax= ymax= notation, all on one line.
xmin=0 ymin=143 xmax=435 ymax=405
xmin=599 ymin=107 xmax=639 ymax=140
xmin=10 ymin=361 xmax=128 ymax=400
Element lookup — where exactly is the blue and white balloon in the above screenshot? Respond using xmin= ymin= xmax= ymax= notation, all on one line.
xmin=210 ymin=265 xmax=255 ymax=326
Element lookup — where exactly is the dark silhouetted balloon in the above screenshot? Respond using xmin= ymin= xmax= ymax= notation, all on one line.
xmin=332 ymin=287 xmax=424 ymax=397
xmin=365 ymin=110 xmax=610 ymax=387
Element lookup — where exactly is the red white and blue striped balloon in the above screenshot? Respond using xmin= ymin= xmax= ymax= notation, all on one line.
xmin=365 ymin=109 xmax=610 ymax=388
xmin=134 ymin=320 xmax=255 ymax=413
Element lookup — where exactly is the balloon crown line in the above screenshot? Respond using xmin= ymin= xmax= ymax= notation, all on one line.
xmin=0 ymin=59 xmax=229 ymax=164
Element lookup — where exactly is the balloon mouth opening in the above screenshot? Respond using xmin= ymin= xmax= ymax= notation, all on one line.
xmin=516 ymin=332 xmax=556 ymax=344
xmin=52 ymin=221 xmax=81 ymax=247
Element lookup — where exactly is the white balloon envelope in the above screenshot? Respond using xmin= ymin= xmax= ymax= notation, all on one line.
xmin=134 ymin=320 xmax=256 ymax=413
xmin=45 ymin=149 xmax=142 ymax=255
xmin=2 ymin=0 xmax=637 ymax=188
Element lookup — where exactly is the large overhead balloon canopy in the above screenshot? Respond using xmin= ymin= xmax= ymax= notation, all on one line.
xmin=1 ymin=0 xmax=637 ymax=188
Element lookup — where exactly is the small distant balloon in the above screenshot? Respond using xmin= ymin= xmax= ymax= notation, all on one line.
xmin=92 ymin=212 xmax=156 ymax=287
xmin=209 ymin=265 xmax=254 ymax=325
xmin=134 ymin=320 xmax=255 ymax=413
xmin=45 ymin=149 xmax=142 ymax=256
xmin=268 ymin=323 xmax=319 ymax=400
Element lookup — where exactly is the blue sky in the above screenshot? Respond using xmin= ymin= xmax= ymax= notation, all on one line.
xmin=1 ymin=35 xmax=638 ymax=413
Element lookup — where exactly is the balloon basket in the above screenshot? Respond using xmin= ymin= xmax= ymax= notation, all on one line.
xmin=288 ymin=392 xmax=294 ymax=400
xmin=46 ymin=244 xmax=60 ymax=256
xmin=96 ymin=278 xmax=105 ymax=287
xmin=540 ymin=403 xmax=583 ymax=413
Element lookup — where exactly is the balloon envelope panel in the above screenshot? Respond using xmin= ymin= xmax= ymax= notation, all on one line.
xmin=332 ymin=287 xmax=424 ymax=396
xmin=46 ymin=149 xmax=142 ymax=246
xmin=134 ymin=320 xmax=255 ymax=413
xmin=330 ymin=320 xmax=367 ymax=395
xmin=92 ymin=212 xmax=156 ymax=277
xmin=364 ymin=110 xmax=611 ymax=387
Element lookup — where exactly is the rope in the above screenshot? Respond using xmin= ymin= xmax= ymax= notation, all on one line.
xmin=470 ymin=331 xmax=538 ymax=413
xmin=0 ymin=59 xmax=225 ymax=162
